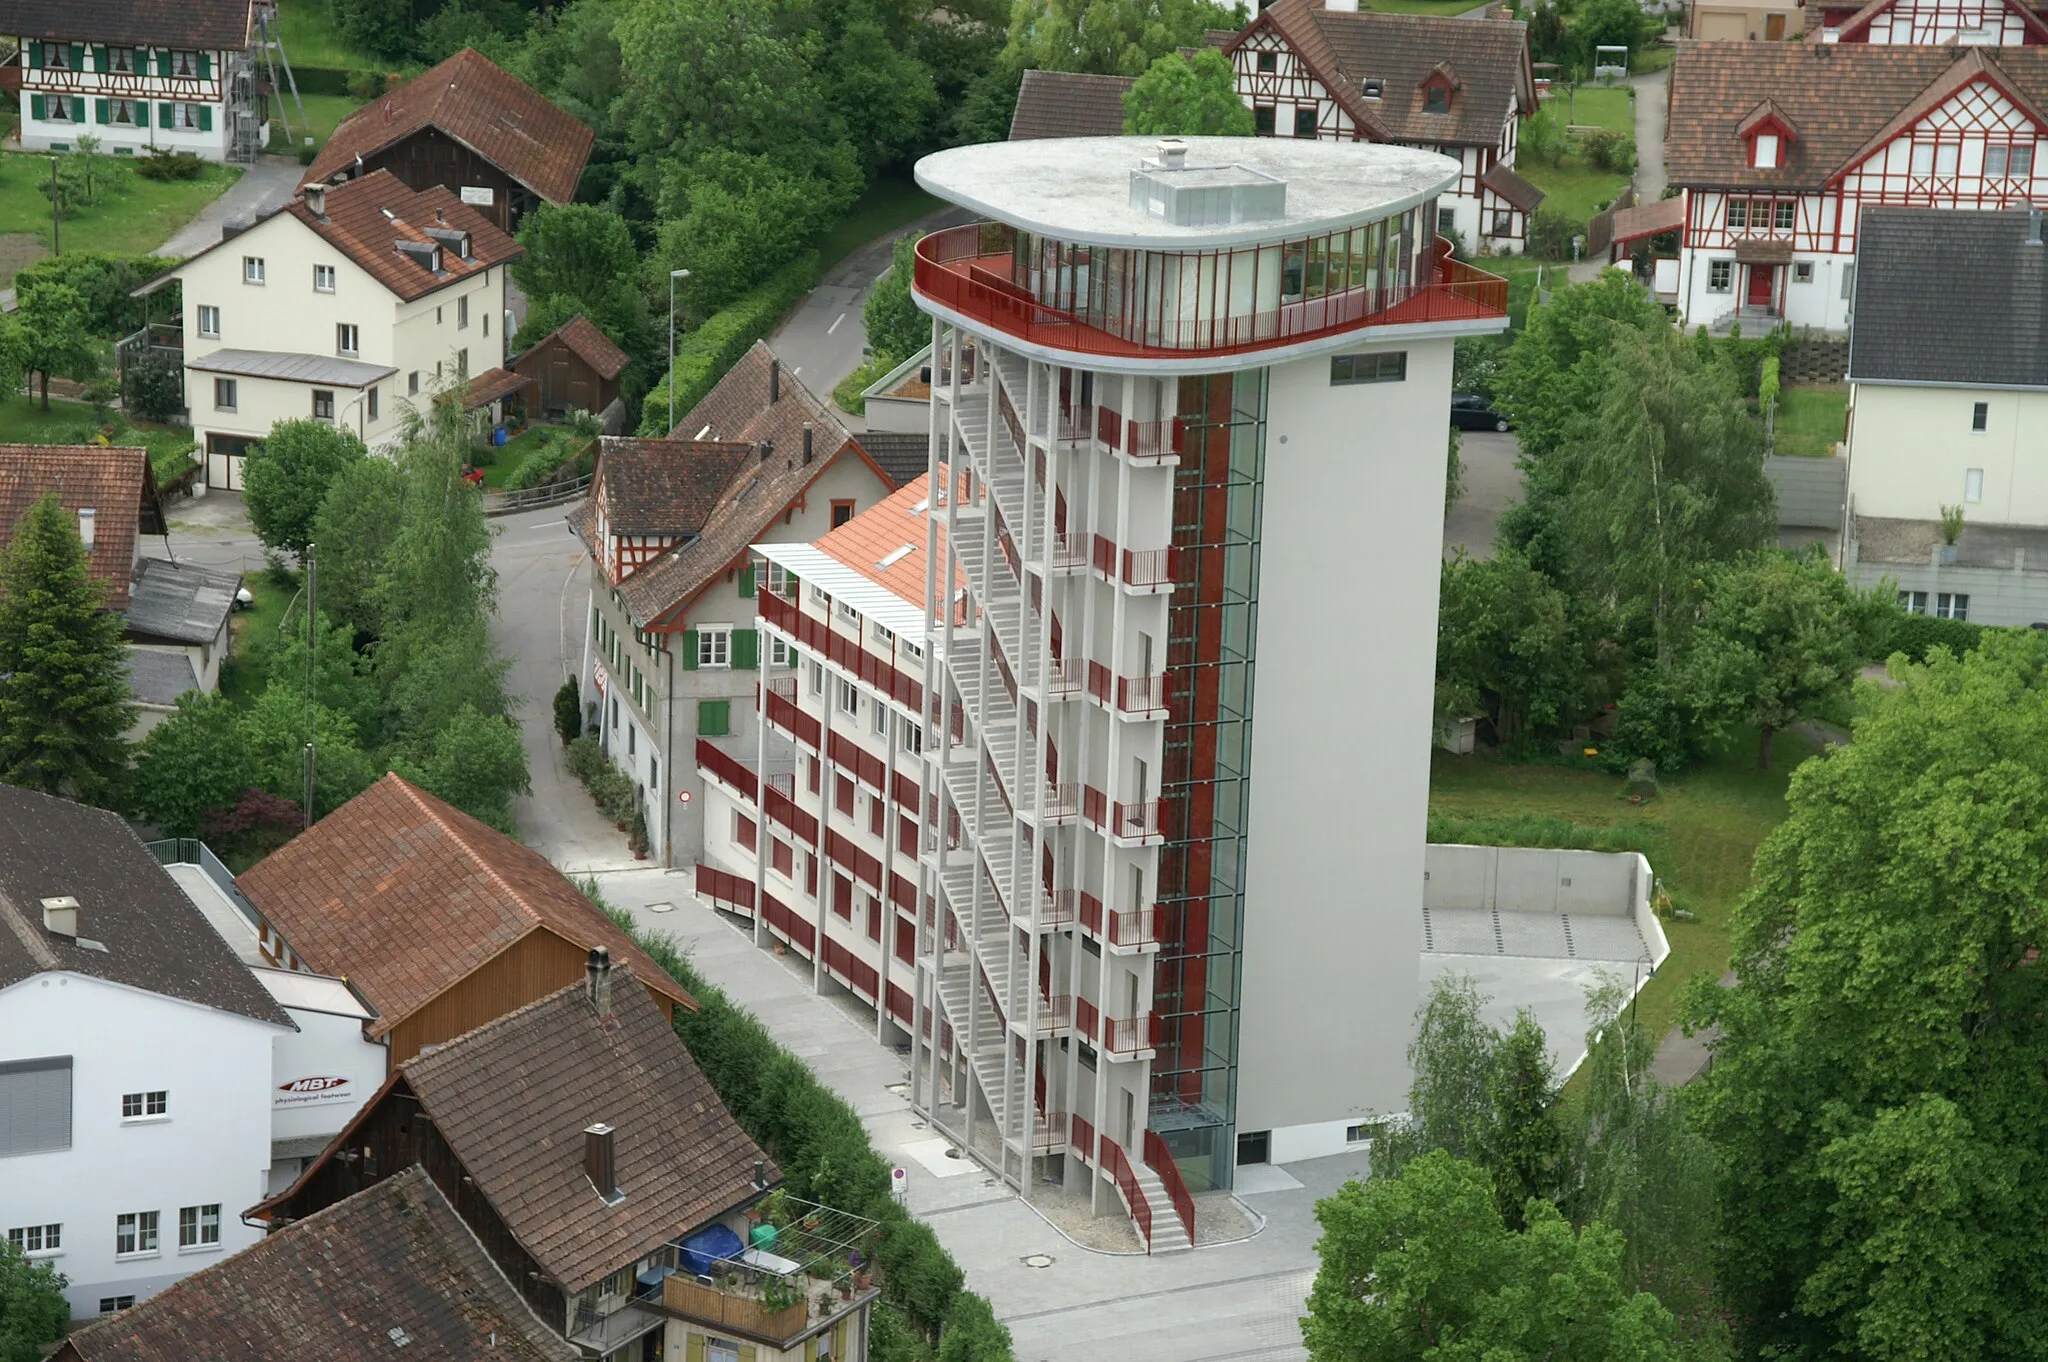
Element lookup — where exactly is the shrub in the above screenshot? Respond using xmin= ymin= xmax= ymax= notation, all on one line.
xmin=297 ymin=141 xmax=320 ymax=166
xmin=1426 ymin=812 xmax=1654 ymax=855
xmin=133 ymin=145 xmax=205 ymax=180
xmin=345 ymin=68 xmax=386 ymax=100
xmin=1885 ymin=610 xmax=1988 ymax=664
xmin=124 ymin=350 xmax=187 ymax=422
xmin=1608 ymin=665 xmax=1703 ymax=775
xmin=505 ymin=434 xmax=582 ymax=491
xmin=1526 ymin=209 xmax=1580 ymax=262
xmin=554 ymin=679 xmax=583 ymax=745
xmin=639 ymin=252 xmax=822 ymax=436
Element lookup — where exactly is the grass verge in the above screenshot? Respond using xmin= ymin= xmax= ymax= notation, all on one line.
xmin=1520 ymin=156 xmax=1633 ymax=223
xmin=1428 ymin=725 xmax=1822 ymax=1060
xmin=816 ymin=177 xmax=945 ymax=274
xmin=1552 ymin=85 xmax=1634 ymax=135
xmin=275 ymin=0 xmax=374 ymax=69
xmin=0 ymin=395 xmax=196 ymax=481
xmin=1773 ymin=384 xmax=1848 ymax=458
xmin=272 ymin=92 xmax=370 ymax=154
xmin=220 ymin=572 xmax=293 ymax=708
xmin=0 ymin=153 xmax=241 ymax=280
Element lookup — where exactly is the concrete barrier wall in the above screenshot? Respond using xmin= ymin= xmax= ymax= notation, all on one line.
xmin=1766 ymin=454 xmax=1847 ymax=529
xmin=1425 ymin=844 xmax=1670 ymax=968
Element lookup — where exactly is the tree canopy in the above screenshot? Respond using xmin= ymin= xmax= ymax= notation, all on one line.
xmin=1003 ymin=0 xmax=1246 ymax=75
xmin=1123 ymin=49 xmax=1255 ymax=135
xmin=0 ymin=1239 xmax=68 ymax=1362
xmin=1436 ymin=549 xmax=1591 ymax=749
xmin=244 ymin=420 xmax=368 ymax=562
xmin=863 ymin=233 xmax=928 ymax=366
xmin=1686 ymin=631 xmax=2048 ymax=1361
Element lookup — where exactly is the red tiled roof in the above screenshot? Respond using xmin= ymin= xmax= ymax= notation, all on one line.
xmin=281 ymin=170 xmax=522 ymax=303
xmin=56 ymin=1168 xmax=577 ymax=1362
xmin=463 ymin=366 xmax=532 ymax=409
xmin=535 ymin=314 xmax=631 ymax=381
xmin=809 ymin=469 xmax=964 ymax=610
xmin=587 ymin=438 xmax=753 ymax=540
xmin=302 ymin=48 xmax=594 ymax=205
xmin=236 ymin=773 xmax=696 ymax=1038
xmin=0 ymin=444 xmax=155 ymax=609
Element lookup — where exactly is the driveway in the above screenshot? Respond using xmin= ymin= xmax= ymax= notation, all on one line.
xmin=1631 ymin=67 xmax=1669 ymax=202
xmin=155 ymin=154 xmax=304 ymax=259
xmin=1445 ymin=430 xmax=1522 ymax=559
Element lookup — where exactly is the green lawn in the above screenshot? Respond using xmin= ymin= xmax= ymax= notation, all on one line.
xmin=1429 ymin=728 xmax=1824 ymax=1064
xmin=1476 ymin=255 xmax=1556 ymax=330
xmin=0 ymin=153 xmax=241 ymax=282
xmin=220 ymin=573 xmax=294 ymax=708
xmin=271 ymin=92 xmax=369 ymax=155
xmin=1774 ymin=384 xmax=1848 ymax=458
xmin=0 ymin=395 xmax=196 ymax=483
xmin=1554 ymin=85 xmax=1634 ymax=135
xmin=815 ymin=177 xmax=946 ymax=272
xmin=480 ymin=424 xmax=552 ymax=488
xmin=1520 ymin=156 xmax=1633 ymax=224
xmin=275 ymin=0 xmax=374 ymax=70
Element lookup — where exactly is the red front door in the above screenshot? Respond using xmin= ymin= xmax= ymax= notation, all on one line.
xmin=1747 ymin=264 xmax=1776 ymax=310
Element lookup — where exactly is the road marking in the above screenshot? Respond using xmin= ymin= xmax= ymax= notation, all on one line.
xmin=827 ymin=311 xmax=847 ymax=336
xmin=792 ymin=366 xmax=802 ymax=376
xmin=557 ymin=553 xmax=584 ymax=678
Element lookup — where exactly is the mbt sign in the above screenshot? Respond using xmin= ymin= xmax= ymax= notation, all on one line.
xmin=276 ymin=1075 xmax=352 ymax=1107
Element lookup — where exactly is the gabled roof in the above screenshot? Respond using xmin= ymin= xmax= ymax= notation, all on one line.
xmin=1479 ymin=160 xmax=1544 ymax=212
xmin=1009 ymin=69 xmax=1136 ymax=140
xmin=1849 ymin=205 xmax=2048 ymax=388
xmin=1736 ymin=96 xmax=1801 ymax=141
xmin=614 ymin=343 xmax=889 ymax=628
xmin=235 ymin=773 xmax=695 ymax=1039
xmin=57 ymin=1168 xmax=578 ymax=1362
xmin=0 ymin=444 xmax=157 ymax=610
xmin=4 ymin=0 xmax=254 ymax=48
xmin=123 ymin=557 xmax=239 ymax=645
xmin=853 ymin=431 xmax=932 ymax=487
xmin=0 ymin=784 xmax=292 ymax=1027
xmin=808 ymin=469 xmax=960 ymax=609
xmin=1225 ymin=0 xmax=1536 ymax=147
xmin=285 ymin=170 xmax=522 ymax=302
xmin=518 ymin=314 xmax=631 ymax=381
xmin=587 ymin=438 xmax=754 ymax=543
xmin=302 ymin=48 xmax=595 ymax=205
xmin=1665 ymin=43 xmax=2048 ymax=190
xmin=1814 ymin=0 xmax=2048 ymax=42
xmin=268 ymin=967 xmax=777 ymax=1294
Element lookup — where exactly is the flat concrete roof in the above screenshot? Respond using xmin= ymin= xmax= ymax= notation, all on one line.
xmin=914 ymin=136 xmax=1461 ymax=250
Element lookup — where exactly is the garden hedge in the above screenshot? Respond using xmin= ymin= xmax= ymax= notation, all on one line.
xmin=638 ymin=251 xmax=822 ymax=437
xmin=1884 ymin=610 xmax=1988 ymax=664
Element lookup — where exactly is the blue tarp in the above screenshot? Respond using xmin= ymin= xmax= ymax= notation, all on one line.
xmin=679 ymin=1223 xmax=746 ymax=1279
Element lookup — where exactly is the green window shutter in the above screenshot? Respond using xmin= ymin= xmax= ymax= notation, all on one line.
xmin=96 ymin=98 xmax=110 ymax=125
xmin=93 ymin=46 xmax=108 ymax=73
xmin=196 ymin=51 xmax=211 ymax=79
xmin=158 ymin=101 xmax=172 ymax=129
xmin=681 ymin=629 xmax=699 ymax=670
xmin=785 ymin=571 xmax=799 ymax=595
xmin=736 ymin=1345 xmax=756 ymax=1362
xmin=698 ymin=700 xmax=730 ymax=737
xmin=135 ymin=48 xmax=149 ymax=74
xmin=687 ymin=1334 xmax=707 ymax=1362
xmin=30 ymin=95 xmax=45 ymax=121
xmin=738 ymin=563 xmax=756 ymax=598
xmin=156 ymin=50 xmax=172 ymax=78
xmin=27 ymin=44 xmax=38 ymax=69
xmin=197 ymin=105 xmax=212 ymax=132
xmin=69 ymin=43 xmax=83 ymax=70
xmin=733 ymin=628 xmax=758 ymax=671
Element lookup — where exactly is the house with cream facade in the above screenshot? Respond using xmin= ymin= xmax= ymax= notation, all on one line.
xmin=1842 ymin=205 xmax=2048 ymax=625
xmin=145 ymin=170 xmax=522 ymax=489
xmin=9 ymin=0 xmax=268 ymax=162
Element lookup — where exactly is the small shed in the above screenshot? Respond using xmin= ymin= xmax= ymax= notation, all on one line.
xmin=511 ymin=314 xmax=629 ymax=420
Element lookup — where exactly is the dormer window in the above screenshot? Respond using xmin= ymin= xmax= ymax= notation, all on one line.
xmin=1363 ymin=78 xmax=1384 ymax=99
xmin=1753 ymin=132 xmax=1780 ymax=169
xmin=1425 ymin=84 xmax=1450 ymax=114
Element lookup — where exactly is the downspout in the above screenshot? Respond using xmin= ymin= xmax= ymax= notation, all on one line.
xmin=663 ymin=641 xmax=676 ymax=869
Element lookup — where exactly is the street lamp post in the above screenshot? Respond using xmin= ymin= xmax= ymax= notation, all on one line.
xmin=668 ymin=268 xmax=691 ymax=434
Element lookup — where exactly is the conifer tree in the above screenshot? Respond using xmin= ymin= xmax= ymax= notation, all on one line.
xmin=0 ymin=493 xmax=132 ymax=801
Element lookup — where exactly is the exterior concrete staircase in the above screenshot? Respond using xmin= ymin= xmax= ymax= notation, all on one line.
xmin=1126 ymin=1161 xmax=1191 ymax=1253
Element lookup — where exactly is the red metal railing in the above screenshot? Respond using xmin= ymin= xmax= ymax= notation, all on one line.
xmin=1118 ymin=673 xmax=1169 ymax=715
xmin=1114 ymin=800 xmax=1161 ymax=844
xmin=1099 ymin=1136 xmax=1154 ymax=1252
xmin=1109 ymin=905 xmax=1160 ymax=947
xmin=1102 ymin=1012 xmax=1161 ymax=1055
xmin=697 ymin=738 xmax=757 ymax=802
xmin=822 ymin=937 xmax=880 ymax=1003
xmin=1042 ymin=887 xmax=1077 ymax=927
xmin=1076 ymin=996 xmax=1101 ymax=1043
xmin=764 ymin=784 xmax=819 ymax=846
xmin=1123 ymin=418 xmax=1183 ymax=463
xmin=762 ymin=685 xmax=820 ymax=749
xmin=828 ymin=731 xmax=887 ymax=796
xmin=762 ymin=891 xmax=814 ymax=954
xmin=759 ymin=588 xmax=924 ymax=714
xmin=1035 ymin=994 xmax=1072 ymax=1033
xmin=826 ymin=828 xmax=882 ymax=890
xmin=694 ymin=864 xmax=755 ymax=914
xmin=890 ymin=871 xmax=917 ymax=913
xmin=1072 ymin=1112 xmax=1096 ymax=1161
xmin=1144 ymin=1129 xmax=1196 ymax=1247
xmin=1122 ymin=547 xmax=1174 ymax=590
xmin=888 ymin=982 xmax=913 ymax=1024
xmin=913 ymin=223 xmax=1507 ymax=361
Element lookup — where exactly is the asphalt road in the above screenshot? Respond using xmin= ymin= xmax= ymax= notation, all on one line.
xmin=1444 ymin=430 xmax=1522 ymax=559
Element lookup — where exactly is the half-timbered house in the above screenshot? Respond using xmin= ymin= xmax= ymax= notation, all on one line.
xmin=1809 ymin=0 xmax=2048 ymax=44
xmin=1667 ymin=43 xmax=2048 ymax=332
xmin=1221 ymin=0 xmax=1542 ymax=249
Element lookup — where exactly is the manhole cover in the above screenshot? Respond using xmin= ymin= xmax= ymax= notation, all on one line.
xmin=1021 ymin=1254 xmax=1054 ymax=1269
xmin=646 ymin=901 xmax=675 ymax=914
xmin=944 ymin=1147 xmax=965 ymax=1160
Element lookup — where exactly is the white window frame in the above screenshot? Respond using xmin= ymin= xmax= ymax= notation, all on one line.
xmin=213 ymin=378 xmax=236 ymax=412
xmin=835 ymin=598 xmax=860 ymax=625
xmin=709 ymin=1340 xmax=741 ymax=1362
xmin=1753 ymin=132 xmax=1779 ymax=168
xmin=1726 ymin=198 xmax=1749 ymax=231
xmin=171 ymin=102 xmax=203 ymax=130
xmin=115 ymin=1211 xmax=159 ymax=1258
xmin=120 ymin=1090 xmax=168 ymax=1121
xmin=1793 ymin=261 xmax=1814 ymax=283
xmin=698 ymin=626 xmax=732 ymax=669
xmin=810 ymin=585 xmax=831 ymax=608
xmin=1965 ymin=467 xmax=1984 ymax=503
xmin=1899 ymin=590 xmax=1928 ymax=614
xmin=44 ymin=95 xmax=76 ymax=122
xmin=902 ymin=721 xmax=923 ymax=756
xmin=243 ymin=256 xmax=265 ymax=286
xmin=838 ymin=677 xmax=860 ymax=716
xmin=336 ymin=323 xmax=360 ymax=358
xmin=6 ymin=1224 xmax=61 ymax=1256
xmin=457 ymin=294 xmax=469 ymax=329
xmin=107 ymin=98 xmax=141 ymax=127
xmin=312 ymin=389 xmax=335 ymax=421
xmin=873 ymin=701 xmax=891 ymax=739
xmin=40 ymin=41 xmax=70 ymax=69
xmin=108 ymin=47 xmax=135 ymax=74
xmin=1936 ymin=592 xmax=1969 ymax=621
xmin=177 ymin=1204 xmax=220 ymax=1251
xmin=169 ymin=49 xmax=198 ymax=77
xmin=196 ymin=304 xmax=220 ymax=339
xmin=314 ymin=264 xmax=336 ymax=293
xmin=770 ymin=635 xmax=795 ymax=668
xmin=903 ymin=639 xmax=924 ymax=661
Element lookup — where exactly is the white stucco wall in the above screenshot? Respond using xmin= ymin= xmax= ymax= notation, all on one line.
xmin=1846 ymin=382 xmax=2048 ymax=523
xmin=0 ymin=972 xmax=283 ymax=1319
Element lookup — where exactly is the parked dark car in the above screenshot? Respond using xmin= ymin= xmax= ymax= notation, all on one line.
xmin=1450 ymin=394 xmax=1511 ymax=433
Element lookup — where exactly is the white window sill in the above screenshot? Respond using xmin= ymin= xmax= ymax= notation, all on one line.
xmin=120 ymin=1115 xmax=170 ymax=1126
xmin=177 ymin=1242 xmax=222 ymax=1256
xmin=114 ymin=1250 xmax=161 ymax=1262
xmin=21 ymin=1249 xmax=63 ymax=1261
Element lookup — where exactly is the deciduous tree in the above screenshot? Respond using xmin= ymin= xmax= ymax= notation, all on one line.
xmin=1123 ymin=49 xmax=1255 ymax=136
xmin=244 ymin=419 xmax=368 ymax=562
xmin=240 ymin=683 xmax=380 ymax=817
xmin=0 ymin=1239 xmax=67 ymax=1362
xmin=13 ymin=279 xmax=102 ymax=412
xmin=0 ymin=493 xmax=132 ymax=802
xmin=130 ymin=690 xmax=254 ymax=835
xmin=310 ymin=456 xmax=407 ymax=639
xmin=1482 ymin=1011 xmax=1563 ymax=1230
xmin=399 ymin=703 xmax=530 ymax=831
xmin=1436 ymin=550 xmax=1590 ymax=747
xmin=1003 ymin=0 xmax=1246 ymax=75
xmin=1686 ymin=630 xmax=2048 ymax=1360
xmin=1371 ymin=975 xmax=1499 ymax=1180
xmin=862 ymin=233 xmax=928 ymax=365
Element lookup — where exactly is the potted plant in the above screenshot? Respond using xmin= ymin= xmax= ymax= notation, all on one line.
xmin=1940 ymin=503 xmax=1965 ymax=563
xmin=816 ymin=1290 xmax=837 ymax=1317
xmin=836 ymin=1273 xmax=853 ymax=1300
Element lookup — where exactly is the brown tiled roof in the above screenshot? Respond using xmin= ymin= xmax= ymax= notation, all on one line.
xmin=302 ymin=48 xmax=595 ymax=205
xmin=1610 ymin=193 xmax=1685 ymax=245
xmin=1009 ymin=69 xmax=1135 ymax=140
xmin=618 ymin=343 xmax=888 ymax=627
xmin=852 ymin=431 xmax=931 ymax=487
xmin=1225 ymin=0 xmax=1536 ymax=147
xmin=1815 ymin=0 xmax=2048 ymax=41
xmin=57 ymin=1168 xmax=577 ymax=1362
xmin=236 ymin=773 xmax=696 ymax=1038
xmin=463 ymin=366 xmax=532 ymax=409
xmin=1665 ymin=43 xmax=2048 ymax=190
xmin=271 ymin=170 xmax=522 ymax=303
xmin=1479 ymin=161 xmax=1544 ymax=212
xmin=590 ymin=438 xmax=753 ymax=539
xmin=537 ymin=314 xmax=631 ymax=381
xmin=397 ymin=966 xmax=776 ymax=1293
xmin=0 ymin=784 xmax=293 ymax=1028
xmin=5 ymin=0 xmax=252 ymax=47
xmin=0 ymin=444 xmax=156 ymax=609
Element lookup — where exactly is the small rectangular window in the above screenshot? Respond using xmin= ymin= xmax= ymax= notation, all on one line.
xmin=1899 ymin=590 xmax=1928 ymax=614
xmin=1424 ymin=85 xmax=1450 ymax=114
xmin=120 ymin=1090 xmax=168 ymax=1119
xmin=1726 ymin=199 xmax=1749 ymax=231
xmin=457 ymin=294 xmax=470 ymax=329
xmin=0 ymin=1057 xmax=73 ymax=1156
xmin=1753 ymin=133 xmax=1779 ymax=168
xmin=115 ymin=1211 xmax=159 ymax=1257
xmin=874 ymin=702 xmax=891 ymax=739
xmin=2012 ymin=145 xmax=2035 ymax=177
xmin=1363 ymin=78 xmax=1384 ymax=99
xmin=1841 ymin=262 xmax=1856 ymax=300
xmin=1965 ymin=467 xmax=1984 ymax=502
xmin=1793 ymin=261 xmax=1814 ymax=283
xmin=312 ymin=389 xmax=335 ymax=421
xmin=6 ymin=1224 xmax=61 ymax=1255
xmin=1257 ymin=51 xmax=1276 ymax=73
xmin=1329 ymin=351 xmax=1407 ymax=385
xmin=1709 ymin=260 xmax=1734 ymax=293
xmin=213 ymin=378 xmax=237 ymax=412
xmin=1436 ymin=206 xmax=1456 ymax=235
xmin=838 ymin=677 xmax=860 ymax=715
xmin=313 ymin=264 xmax=336 ymax=293
xmin=1972 ymin=401 xmax=1989 ymax=432
xmin=98 ymin=1297 xmax=135 ymax=1316
xmin=1293 ymin=107 xmax=1316 ymax=139
xmin=408 ymin=371 xmax=421 ymax=395
xmin=1774 ymin=200 xmax=1796 ymax=231
xmin=698 ymin=627 xmax=731 ymax=668
xmin=177 ymin=1204 xmax=220 ymax=1249
xmin=367 ymin=386 xmax=379 ymax=421
xmin=1937 ymin=144 xmax=1960 ymax=176
xmin=1937 ymin=592 xmax=1969 ymax=621
xmin=336 ymin=323 xmax=359 ymax=357
xmin=243 ymin=257 xmax=265 ymax=285
xmin=197 ymin=305 xmax=220 ymax=339
xmin=1253 ymin=106 xmax=1275 ymax=136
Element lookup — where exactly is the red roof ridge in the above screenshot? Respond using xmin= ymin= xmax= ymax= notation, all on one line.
xmin=382 ymin=771 xmax=554 ymax=928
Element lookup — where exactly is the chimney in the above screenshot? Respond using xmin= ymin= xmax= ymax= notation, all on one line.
xmin=583 ymin=1123 xmax=618 ymax=1201
xmin=585 ymin=946 xmax=612 ymax=1015
xmin=40 ymin=896 xmax=79 ymax=938
xmin=759 ymin=438 xmax=774 ymax=463
xmin=770 ymin=359 xmax=781 ymax=404
xmin=753 ymin=1159 xmax=767 ymax=1191
xmin=1157 ymin=138 xmax=1189 ymax=170
xmin=2030 ymin=206 xmax=2043 ymax=246
xmin=304 ymin=183 xmax=326 ymax=219
xmin=802 ymin=423 xmax=814 ymax=463
xmin=77 ymin=507 xmax=95 ymax=552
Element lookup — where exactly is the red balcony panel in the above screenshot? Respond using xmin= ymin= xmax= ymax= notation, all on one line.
xmin=888 ymin=981 xmax=913 ymax=1023
xmin=1076 ymin=996 xmax=1101 ymax=1045
xmin=763 ymin=891 xmax=814 ymax=955
xmin=1086 ymin=660 xmax=1112 ymax=707
xmin=893 ymin=769 xmax=921 ymax=810
xmin=1099 ymin=1136 xmax=1153 ymax=1249
xmin=1078 ymin=891 xmax=1104 ymax=937
xmin=1090 ymin=533 xmax=1116 ymax=579
xmin=1124 ymin=417 xmax=1183 ymax=463
xmin=828 ymin=731 xmax=886 ymax=794
xmin=764 ymin=785 xmax=819 ymax=846
xmin=694 ymin=864 xmax=755 ymax=914
xmin=764 ymin=686 xmax=821 ymax=749
xmin=1113 ymin=800 xmax=1162 ymax=843
xmin=1102 ymin=1012 xmax=1158 ymax=1055
xmin=1095 ymin=404 xmax=1122 ymax=449
xmin=772 ymin=838 xmax=793 ymax=878
xmin=1108 ymin=905 xmax=1161 ymax=948
xmin=890 ymin=871 xmax=917 ymax=914
xmin=735 ymin=813 xmax=757 ymax=853
xmin=1144 ymin=1129 xmax=1196 ymax=1247
xmin=826 ymin=828 xmax=883 ymax=890
xmin=696 ymin=739 xmax=758 ymax=802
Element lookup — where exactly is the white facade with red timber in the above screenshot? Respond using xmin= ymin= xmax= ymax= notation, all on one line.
xmin=1812 ymin=0 xmax=2048 ymax=45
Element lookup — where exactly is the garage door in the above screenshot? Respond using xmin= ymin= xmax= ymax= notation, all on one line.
xmin=1697 ymin=10 xmax=1748 ymax=38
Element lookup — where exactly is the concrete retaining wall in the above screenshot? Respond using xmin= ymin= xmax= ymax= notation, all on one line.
xmin=1766 ymin=454 xmax=1847 ymax=529
xmin=1424 ymin=844 xmax=1670 ymax=967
